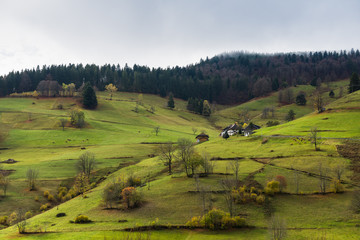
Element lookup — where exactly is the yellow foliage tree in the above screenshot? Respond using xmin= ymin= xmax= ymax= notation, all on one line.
xmin=105 ymin=84 xmax=118 ymax=100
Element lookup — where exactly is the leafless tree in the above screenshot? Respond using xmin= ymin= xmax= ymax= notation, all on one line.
xmin=26 ymin=168 xmax=39 ymax=191
xmin=309 ymin=127 xmax=321 ymax=151
xmin=293 ymin=170 xmax=300 ymax=194
xmin=268 ymin=215 xmax=287 ymax=240
xmin=201 ymin=151 xmax=214 ymax=176
xmin=16 ymin=209 xmax=27 ymax=234
xmin=176 ymin=138 xmax=195 ymax=177
xmin=313 ymin=91 xmax=324 ymax=113
xmin=229 ymin=158 xmax=241 ymax=187
xmin=318 ymin=163 xmax=328 ymax=194
xmin=0 ymin=174 xmax=10 ymax=196
xmin=220 ymin=178 xmax=236 ymax=217
xmin=333 ymin=164 xmax=345 ymax=181
xmin=77 ymin=152 xmax=96 ymax=178
xmin=192 ymin=127 xmax=198 ymax=135
xmin=59 ymin=118 xmax=68 ymax=131
xmin=157 ymin=143 xmax=176 ymax=175
xmin=153 ymin=126 xmax=160 ymax=136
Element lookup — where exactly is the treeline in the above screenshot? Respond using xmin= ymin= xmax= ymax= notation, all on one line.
xmin=1 ymin=50 xmax=359 ymax=104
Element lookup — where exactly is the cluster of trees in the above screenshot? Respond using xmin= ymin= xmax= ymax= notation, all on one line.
xmin=1 ymin=50 xmax=360 ymax=104
xmin=157 ymin=139 xmax=214 ymax=177
xmin=187 ymin=98 xmax=212 ymax=116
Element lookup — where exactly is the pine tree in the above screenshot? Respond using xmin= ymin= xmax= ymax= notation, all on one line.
xmin=82 ymin=82 xmax=98 ymax=109
xmin=349 ymin=72 xmax=360 ymax=93
xmin=167 ymin=92 xmax=175 ymax=109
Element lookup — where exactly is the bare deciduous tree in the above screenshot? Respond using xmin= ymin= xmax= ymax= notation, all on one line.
xmin=0 ymin=174 xmax=10 ymax=196
xmin=153 ymin=126 xmax=160 ymax=136
xmin=201 ymin=151 xmax=215 ymax=176
xmin=309 ymin=127 xmax=321 ymax=151
xmin=176 ymin=138 xmax=195 ymax=177
xmin=333 ymin=164 xmax=345 ymax=181
xmin=318 ymin=163 xmax=328 ymax=194
xmin=77 ymin=152 xmax=96 ymax=178
xmin=26 ymin=168 xmax=39 ymax=191
xmin=229 ymin=158 xmax=241 ymax=187
xmin=59 ymin=118 xmax=67 ymax=131
xmin=268 ymin=215 xmax=287 ymax=240
xmin=220 ymin=178 xmax=236 ymax=217
xmin=157 ymin=143 xmax=176 ymax=175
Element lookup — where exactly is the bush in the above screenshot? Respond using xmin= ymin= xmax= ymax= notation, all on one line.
xmin=56 ymin=213 xmax=66 ymax=217
xmin=48 ymin=194 xmax=55 ymax=202
xmin=264 ymin=180 xmax=280 ymax=196
xmin=0 ymin=216 xmax=8 ymax=226
xmin=127 ymin=175 xmax=141 ymax=187
xmin=43 ymin=191 xmax=50 ymax=198
xmin=266 ymin=121 xmax=280 ymax=127
xmin=187 ymin=209 xmax=246 ymax=230
xmin=331 ymin=179 xmax=344 ymax=193
xmin=203 ymin=208 xmax=226 ymax=230
xmin=40 ymin=204 xmax=48 ymax=212
xmin=74 ymin=215 xmax=91 ymax=223
xmin=8 ymin=212 xmax=17 ymax=225
xmin=256 ymin=195 xmax=265 ymax=205
xmin=185 ymin=216 xmax=203 ymax=228
xmin=25 ymin=211 xmax=32 ymax=219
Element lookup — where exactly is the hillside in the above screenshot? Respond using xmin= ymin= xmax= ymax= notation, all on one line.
xmin=1 ymin=50 xmax=360 ymax=105
xmin=0 ymin=88 xmax=359 ymax=239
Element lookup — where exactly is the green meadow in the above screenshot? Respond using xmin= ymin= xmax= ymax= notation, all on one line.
xmin=0 ymin=85 xmax=359 ymax=239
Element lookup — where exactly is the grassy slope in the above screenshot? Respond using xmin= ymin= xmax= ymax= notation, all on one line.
xmin=1 ymin=84 xmax=360 ymax=239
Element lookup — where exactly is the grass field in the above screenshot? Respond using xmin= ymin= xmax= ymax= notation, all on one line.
xmin=0 ymin=84 xmax=360 ymax=239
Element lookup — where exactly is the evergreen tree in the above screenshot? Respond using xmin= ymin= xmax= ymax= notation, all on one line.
xmin=202 ymin=100 xmax=211 ymax=116
xmin=167 ymin=92 xmax=175 ymax=109
xmin=285 ymin=110 xmax=295 ymax=121
xmin=349 ymin=72 xmax=360 ymax=93
xmin=82 ymin=82 xmax=98 ymax=109
xmin=295 ymin=92 xmax=307 ymax=105
xmin=329 ymin=90 xmax=335 ymax=98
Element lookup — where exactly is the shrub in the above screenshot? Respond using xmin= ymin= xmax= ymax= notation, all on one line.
xmin=185 ymin=216 xmax=202 ymax=228
xmin=56 ymin=213 xmax=66 ymax=217
xmin=25 ymin=211 xmax=32 ymax=219
xmin=187 ymin=209 xmax=247 ymax=230
xmin=34 ymin=196 xmax=39 ymax=202
xmin=8 ymin=212 xmax=17 ymax=225
xmin=266 ymin=121 xmax=280 ymax=127
xmin=331 ymin=179 xmax=344 ymax=193
xmin=40 ymin=204 xmax=48 ymax=212
xmin=256 ymin=195 xmax=265 ymax=205
xmin=48 ymin=194 xmax=55 ymax=202
xmin=127 ymin=175 xmax=141 ymax=187
xmin=264 ymin=180 xmax=280 ymax=196
xmin=203 ymin=208 xmax=226 ymax=230
xmin=43 ymin=191 xmax=50 ymax=198
xmin=74 ymin=215 xmax=91 ymax=223
xmin=0 ymin=216 xmax=8 ymax=226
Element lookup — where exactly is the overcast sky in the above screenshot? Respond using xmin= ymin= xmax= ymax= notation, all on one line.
xmin=1 ymin=0 xmax=360 ymax=75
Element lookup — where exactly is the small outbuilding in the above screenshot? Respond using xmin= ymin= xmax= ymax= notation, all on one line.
xmin=196 ymin=133 xmax=209 ymax=143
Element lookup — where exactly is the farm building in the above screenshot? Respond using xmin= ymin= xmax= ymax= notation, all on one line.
xmin=195 ymin=133 xmax=209 ymax=143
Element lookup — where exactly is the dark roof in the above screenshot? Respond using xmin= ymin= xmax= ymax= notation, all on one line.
xmin=195 ymin=133 xmax=209 ymax=139
xmin=222 ymin=123 xmax=240 ymax=132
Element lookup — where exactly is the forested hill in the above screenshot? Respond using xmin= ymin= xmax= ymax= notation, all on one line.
xmin=1 ymin=50 xmax=360 ymax=104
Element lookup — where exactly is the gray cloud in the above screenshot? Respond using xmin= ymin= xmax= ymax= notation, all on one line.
xmin=1 ymin=0 xmax=360 ymax=75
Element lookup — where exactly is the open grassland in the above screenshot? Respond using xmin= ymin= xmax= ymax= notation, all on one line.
xmin=1 ymin=86 xmax=360 ymax=239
